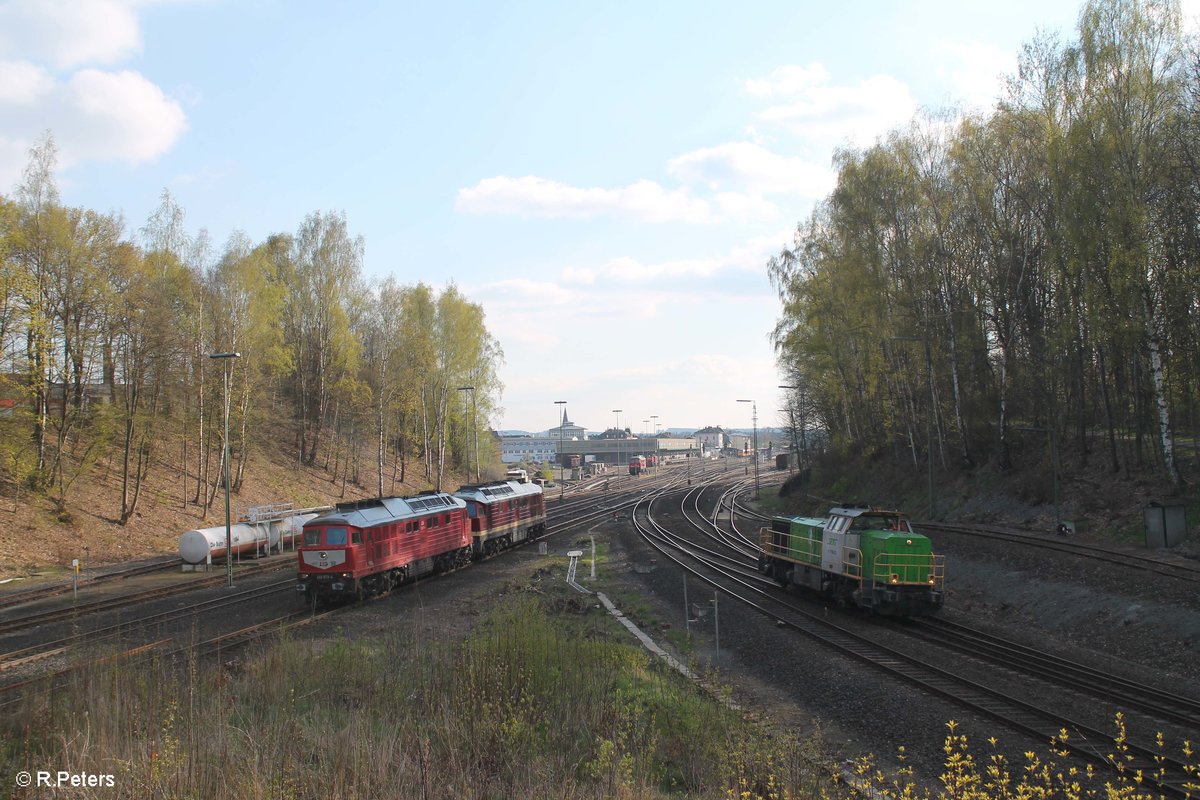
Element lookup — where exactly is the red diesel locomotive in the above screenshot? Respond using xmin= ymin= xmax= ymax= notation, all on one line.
xmin=455 ymin=479 xmax=546 ymax=557
xmin=297 ymin=480 xmax=546 ymax=603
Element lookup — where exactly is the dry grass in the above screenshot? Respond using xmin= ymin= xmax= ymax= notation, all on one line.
xmin=0 ymin=415 xmax=433 ymax=580
xmin=1 ymin=593 xmax=827 ymax=799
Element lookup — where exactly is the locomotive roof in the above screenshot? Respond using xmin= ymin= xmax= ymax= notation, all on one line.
xmin=308 ymin=492 xmax=466 ymax=529
xmin=454 ymin=480 xmax=543 ymax=502
xmin=828 ymin=506 xmax=904 ymax=518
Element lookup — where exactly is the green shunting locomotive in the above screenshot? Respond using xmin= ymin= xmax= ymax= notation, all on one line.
xmin=757 ymin=506 xmax=945 ymax=616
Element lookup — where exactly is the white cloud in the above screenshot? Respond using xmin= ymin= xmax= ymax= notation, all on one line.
xmin=0 ymin=60 xmax=54 ymax=103
xmin=0 ymin=0 xmax=188 ymax=190
xmin=933 ymin=40 xmax=1016 ymax=111
xmin=479 ymin=277 xmax=578 ymax=306
xmin=455 ymin=175 xmax=714 ymax=223
xmin=747 ymin=63 xmax=917 ymax=146
xmin=713 ymin=191 xmax=779 ymax=219
xmin=667 ymin=141 xmax=835 ymax=197
xmin=561 ymin=230 xmax=789 ymax=286
xmin=64 ymin=68 xmax=186 ymax=162
xmin=0 ymin=65 xmax=187 ymax=187
xmin=0 ymin=0 xmax=142 ymax=69
xmin=745 ymin=63 xmax=830 ymax=98
xmin=1183 ymin=0 xmax=1200 ymax=32
xmin=562 ymin=254 xmax=724 ymax=284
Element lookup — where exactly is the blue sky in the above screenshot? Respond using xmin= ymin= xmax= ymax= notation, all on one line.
xmin=2 ymin=0 xmax=1171 ymax=434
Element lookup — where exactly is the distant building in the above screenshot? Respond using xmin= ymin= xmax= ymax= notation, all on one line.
xmin=726 ymin=433 xmax=753 ymax=454
xmin=591 ymin=427 xmax=635 ymax=441
xmin=549 ymin=409 xmax=587 ymax=442
xmin=500 ymin=409 xmax=589 ymax=465
xmin=499 ymin=435 xmax=558 ymax=464
xmin=693 ymin=425 xmax=726 ymax=454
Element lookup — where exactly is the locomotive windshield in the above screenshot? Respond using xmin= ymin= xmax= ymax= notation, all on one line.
xmin=852 ymin=515 xmax=910 ymax=532
xmin=304 ymin=526 xmax=349 ymax=546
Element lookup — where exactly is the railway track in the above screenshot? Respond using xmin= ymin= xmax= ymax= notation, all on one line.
xmin=0 ymin=465 xmax=705 ymax=695
xmin=0 ymin=556 xmax=184 ymax=611
xmin=0 ymin=558 xmax=294 ymax=636
xmin=903 ymin=616 xmax=1200 ymax=731
xmin=0 ymin=579 xmax=296 ymax=675
xmin=631 ymin=477 xmax=1199 ymax=799
xmin=0 ymin=607 xmax=333 ymax=712
xmin=921 ymin=521 xmax=1200 ymax=586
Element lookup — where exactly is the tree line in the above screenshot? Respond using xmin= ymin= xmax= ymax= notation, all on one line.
xmin=771 ymin=0 xmax=1199 ymax=488
xmin=0 ymin=138 xmax=502 ymax=522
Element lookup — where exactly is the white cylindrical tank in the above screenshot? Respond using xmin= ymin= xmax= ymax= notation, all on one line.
xmin=269 ymin=513 xmax=318 ymax=551
xmin=179 ymin=523 xmax=267 ymax=564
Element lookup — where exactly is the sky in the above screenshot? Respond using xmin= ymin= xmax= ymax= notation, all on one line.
xmin=3 ymin=0 xmax=1188 ymax=435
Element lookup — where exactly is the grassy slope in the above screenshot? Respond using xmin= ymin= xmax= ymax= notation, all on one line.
xmin=0 ymin=415 xmax=450 ymax=580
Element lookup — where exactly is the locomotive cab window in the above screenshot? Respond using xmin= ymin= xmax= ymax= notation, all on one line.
xmin=304 ymin=529 xmax=320 ymax=546
xmin=325 ymin=527 xmax=348 ymax=546
xmin=352 ymin=531 xmax=362 ymax=544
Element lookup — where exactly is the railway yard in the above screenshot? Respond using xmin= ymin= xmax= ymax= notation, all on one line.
xmin=2 ymin=459 xmax=1198 ymax=796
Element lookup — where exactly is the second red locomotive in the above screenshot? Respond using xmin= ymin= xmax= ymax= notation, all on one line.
xmin=296 ymin=479 xmax=546 ymax=604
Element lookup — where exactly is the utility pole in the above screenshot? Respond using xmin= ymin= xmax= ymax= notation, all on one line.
xmin=613 ymin=408 xmax=623 ymax=472
xmin=555 ymin=399 xmax=567 ymax=498
xmin=737 ymin=399 xmax=758 ymax=498
xmin=650 ymin=414 xmax=659 ymax=471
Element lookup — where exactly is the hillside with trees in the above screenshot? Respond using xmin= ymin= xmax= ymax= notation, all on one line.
xmin=0 ymin=142 xmax=502 ymax=573
xmin=772 ymin=0 xmax=1200 ymax=512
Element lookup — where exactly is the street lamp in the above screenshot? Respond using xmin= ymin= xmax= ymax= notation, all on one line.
xmin=457 ymin=386 xmax=477 ymax=482
xmin=554 ymin=400 xmax=567 ymax=495
xmin=612 ymin=409 xmax=623 ymax=471
xmin=649 ymin=414 xmax=659 ymax=470
xmin=209 ymin=351 xmax=241 ymax=588
xmin=737 ymin=399 xmax=759 ymax=498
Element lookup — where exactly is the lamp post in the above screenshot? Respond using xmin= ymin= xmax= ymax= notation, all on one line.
xmin=456 ymin=386 xmax=477 ymax=482
xmin=737 ymin=399 xmax=758 ymax=498
xmin=554 ymin=400 xmax=567 ymax=496
xmin=612 ymin=409 xmax=623 ymax=471
xmin=209 ymin=351 xmax=240 ymax=588
xmin=649 ymin=414 xmax=659 ymax=469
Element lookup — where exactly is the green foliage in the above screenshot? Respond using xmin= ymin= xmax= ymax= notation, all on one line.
xmin=773 ymin=0 xmax=1200 ymax=489
xmin=0 ymin=166 xmax=503 ymax=516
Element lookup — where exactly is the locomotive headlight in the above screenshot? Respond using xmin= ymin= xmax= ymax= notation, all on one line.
xmin=905 ymin=539 xmax=913 ymax=545
xmin=890 ymin=574 xmax=899 ymax=584
xmin=341 ymin=572 xmax=350 ymax=578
